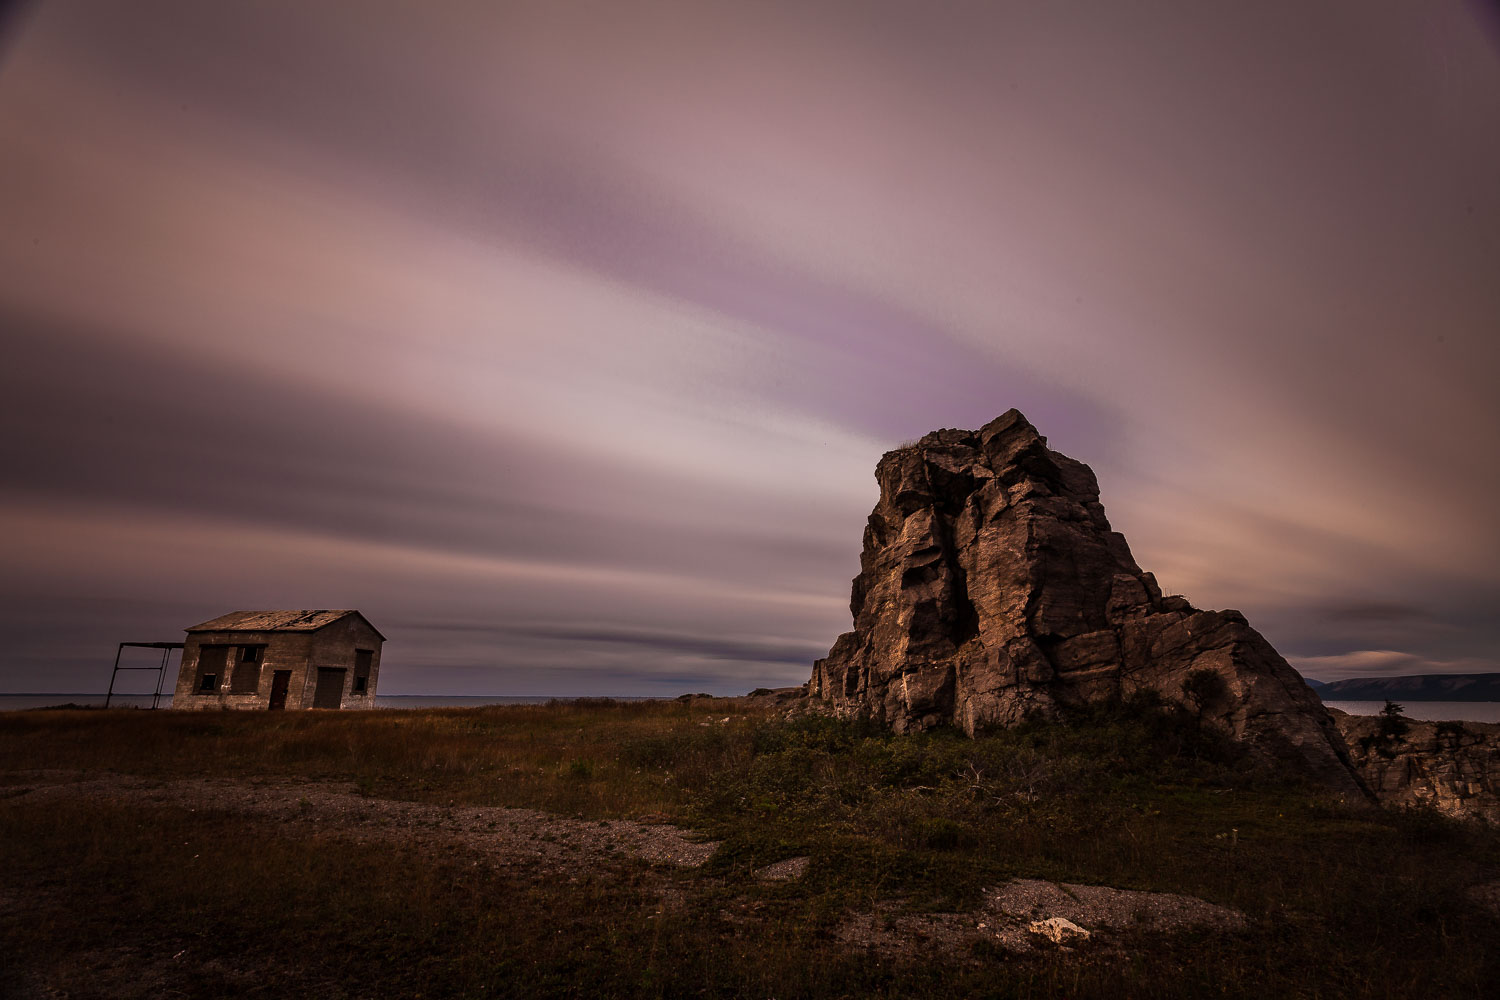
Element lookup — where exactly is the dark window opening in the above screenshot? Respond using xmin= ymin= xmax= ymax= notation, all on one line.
xmin=228 ymin=645 xmax=266 ymax=694
xmin=195 ymin=645 xmax=229 ymax=695
xmin=352 ymin=649 xmax=373 ymax=695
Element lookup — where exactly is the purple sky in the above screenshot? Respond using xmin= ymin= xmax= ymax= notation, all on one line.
xmin=1 ymin=1 xmax=1497 ymax=695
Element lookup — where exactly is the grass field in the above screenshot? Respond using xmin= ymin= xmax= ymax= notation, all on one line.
xmin=2 ymin=696 xmax=1497 ymax=998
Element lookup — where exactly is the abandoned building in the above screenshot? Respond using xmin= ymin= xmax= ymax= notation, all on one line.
xmin=172 ymin=610 xmax=384 ymax=711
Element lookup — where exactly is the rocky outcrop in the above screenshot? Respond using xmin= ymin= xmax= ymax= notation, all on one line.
xmin=808 ymin=410 xmax=1363 ymax=796
xmin=1333 ymin=710 xmax=1500 ymax=824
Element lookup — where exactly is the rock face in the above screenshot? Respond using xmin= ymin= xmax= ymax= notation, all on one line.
xmin=1334 ymin=711 xmax=1500 ymax=824
xmin=808 ymin=410 xmax=1363 ymax=795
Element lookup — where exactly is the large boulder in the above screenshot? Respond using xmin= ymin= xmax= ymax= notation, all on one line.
xmin=808 ymin=410 xmax=1364 ymax=796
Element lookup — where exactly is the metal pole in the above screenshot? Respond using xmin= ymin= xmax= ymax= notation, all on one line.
xmin=105 ymin=643 xmax=124 ymax=708
xmin=151 ymin=646 xmax=170 ymax=709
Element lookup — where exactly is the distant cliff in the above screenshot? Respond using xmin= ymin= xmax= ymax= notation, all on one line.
xmin=1315 ymin=673 xmax=1500 ymax=702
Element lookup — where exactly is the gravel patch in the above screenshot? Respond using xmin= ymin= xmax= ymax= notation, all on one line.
xmin=3 ymin=770 xmax=718 ymax=875
xmin=754 ymin=856 xmax=810 ymax=881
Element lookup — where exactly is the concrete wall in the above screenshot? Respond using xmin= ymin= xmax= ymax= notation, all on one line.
xmin=308 ymin=615 xmax=383 ymax=710
xmin=172 ymin=616 xmax=382 ymax=710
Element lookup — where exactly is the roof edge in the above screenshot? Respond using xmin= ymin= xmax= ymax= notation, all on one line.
xmin=341 ymin=610 xmax=387 ymax=642
xmin=185 ymin=609 xmax=386 ymax=641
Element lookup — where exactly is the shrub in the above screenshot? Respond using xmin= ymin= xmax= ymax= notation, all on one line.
xmin=1181 ymin=668 xmax=1230 ymax=719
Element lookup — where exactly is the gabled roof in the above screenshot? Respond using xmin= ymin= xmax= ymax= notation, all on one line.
xmin=185 ymin=610 xmax=386 ymax=641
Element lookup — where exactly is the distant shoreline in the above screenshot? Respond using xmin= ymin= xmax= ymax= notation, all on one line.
xmin=1308 ymin=672 xmax=1500 ymax=701
xmin=0 ymin=694 xmax=671 ymax=711
xmin=6 ymin=693 xmax=1500 ymax=725
xmin=1320 ymin=700 xmax=1500 ymax=724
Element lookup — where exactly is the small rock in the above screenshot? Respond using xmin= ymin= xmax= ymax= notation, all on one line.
xmin=1027 ymin=916 xmax=1091 ymax=945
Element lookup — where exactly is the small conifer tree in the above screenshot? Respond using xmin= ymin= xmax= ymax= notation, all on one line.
xmin=1358 ymin=700 xmax=1410 ymax=759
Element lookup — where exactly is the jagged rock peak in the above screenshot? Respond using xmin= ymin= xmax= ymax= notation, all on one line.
xmin=808 ymin=410 xmax=1364 ymax=795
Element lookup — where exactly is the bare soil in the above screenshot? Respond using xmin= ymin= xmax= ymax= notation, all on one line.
xmin=7 ymin=768 xmax=1249 ymax=964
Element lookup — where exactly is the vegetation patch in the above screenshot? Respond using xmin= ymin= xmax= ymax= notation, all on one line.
xmin=2 ymin=698 xmax=1498 ymax=998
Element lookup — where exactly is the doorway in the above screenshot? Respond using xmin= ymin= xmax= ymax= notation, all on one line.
xmin=268 ymin=670 xmax=291 ymax=710
xmin=312 ymin=668 xmax=345 ymax=709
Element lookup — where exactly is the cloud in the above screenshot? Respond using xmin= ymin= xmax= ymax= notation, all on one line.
xmin=1315 ymin=602 xmax=1432 ymax=624
xmin=0 ymin=0 xmax=1496 ymax=696
xmin=476 ymin=624 xmax=826 ymax=667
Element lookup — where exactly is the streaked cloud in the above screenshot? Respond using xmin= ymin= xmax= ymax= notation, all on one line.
xmin=0 ymin=0 xmax=1496 ymax=694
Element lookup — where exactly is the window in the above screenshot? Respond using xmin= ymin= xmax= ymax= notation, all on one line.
xmin=230 ymin=645 xmax=265 ymax=694
xmin=353 ymin=649 xmax=373 ymax=695
xmin=195 ymin=645 xmax=229 ymax=694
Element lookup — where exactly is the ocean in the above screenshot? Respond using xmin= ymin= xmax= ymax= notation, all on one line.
xmin=1320 ymin=700 xmax=1500 ymax=724
xmin=0 ymin=694 xmax=645 ymax=711
xmin=5 ymin=694 xmax=1498 ymax=725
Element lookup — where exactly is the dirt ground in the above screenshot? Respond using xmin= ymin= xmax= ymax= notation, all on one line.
xmin=4 ymin=769 xmax=719 ymax=875
xmin=3 ymin=768 xmax=1248 ymax=967
xmin=835 ymin=877 xmax=1245 ymax=959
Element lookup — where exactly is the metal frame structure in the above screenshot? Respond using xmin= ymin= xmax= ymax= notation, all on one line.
xmin=105 ymin=642 xmax=184 ymax=709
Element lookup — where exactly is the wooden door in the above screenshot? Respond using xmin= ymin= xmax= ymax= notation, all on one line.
xmin=312 ymin=668 xmax=345 ymax=709
xmin=268 ymin=670 xmax=291 ymax=710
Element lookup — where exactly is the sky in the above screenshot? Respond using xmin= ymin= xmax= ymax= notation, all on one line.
xmin=1 ymin=0 xmax=1497 ymax=696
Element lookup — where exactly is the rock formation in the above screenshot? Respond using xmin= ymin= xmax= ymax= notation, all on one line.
xmin=808 ymin=409 xmax=1364 ymax=796
xmin=1333 ymin=710 xmax=1500 ymax=824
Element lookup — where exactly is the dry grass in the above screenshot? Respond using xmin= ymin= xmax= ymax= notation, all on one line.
xmin=2 ymin=697 xmax=1499 ymax=998
xmin=0 ymin=697 xmax=755 ymax=818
